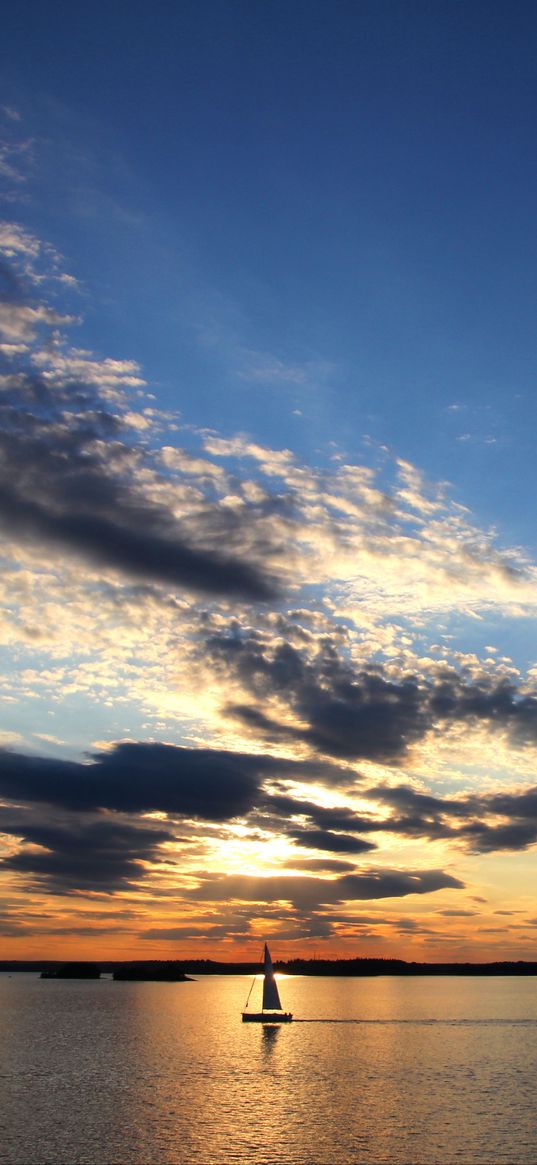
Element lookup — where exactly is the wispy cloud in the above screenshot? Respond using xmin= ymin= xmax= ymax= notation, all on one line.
xmin=235 ymin=348 xmax=336 ymax=388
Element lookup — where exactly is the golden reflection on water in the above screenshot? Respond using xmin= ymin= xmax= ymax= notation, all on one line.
xmin=2 ymin=974 xmax=537 ymax=1164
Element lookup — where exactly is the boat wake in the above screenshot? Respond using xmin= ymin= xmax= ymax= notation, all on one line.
xmin=293 ymin=1017 xmax=537 ymax=1025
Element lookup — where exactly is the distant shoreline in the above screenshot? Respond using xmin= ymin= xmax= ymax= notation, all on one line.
xmin=2 ymin=957 xmax=537 ymax=977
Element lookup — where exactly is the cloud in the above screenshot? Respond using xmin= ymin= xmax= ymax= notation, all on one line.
xmin=1 ymin=107 xmax=21 ymax=123
xmin=0 ymin=910 xmax=27 ymax=936
xmin=0 ymin=808 xmax=176 ymax=893
xmin=0 ymin=138 xmax=33 ymax=186
xmin=0 ymin=222 xmax=41 ymax=259
xmin=288 ymin=858 xmax=358 ymax=872
xmin=204 ymin=435 xmax=537 ymax=624
xmin=439 ymin=909 xmax=477 ymax=917
xmin=0 ymin=297 xmax=74 ymax=342
xmin=210 ymin=627 xmax=537 ymax=762
xmin=263 ymin=794 xmax=372 ymax=833
xmin=189 ymin=869 xmax=464 ymax=908
xmin=288 ymin=828 xmax=377 ymax=854
xmin=0 ymin=469 xmax=277 ymax=601
xmin=263 ymin=777 xmax=537 ymax=858
xmin=0 ymin=244 xmax=293 ymax=603
xmin=9 ymin=733 xmax=528 ymax=904
xmin=4 ymin=218 xmax=537 ymax=640
xmin=236 ymin=349 xmax=309 ymax=385
xmin=212 ymin=633 xmax=429 ymax=761
xmin=0 ymin=901 xmax=149 ymax=938
xmin=258 ymin=792 xmax=378 ymax=853
xmin=0 ymin=387 xmax=279 ymax=601
xmin=368 ymin=784 xmax=462 ymax=840
xmin=3 ymin=210 xmax=537 ymax=947
xmin=0 ymin=741 xmax=343 ymax=820
xmin=462 ymin=815 xmax=537 ymax=853
xmin=141 ymin=918 xmax=252 ymax=941
xmin=32 ymin=348 xmax=145 ymax=391
xmin=372 ymin=781 xmax=537 ymax=854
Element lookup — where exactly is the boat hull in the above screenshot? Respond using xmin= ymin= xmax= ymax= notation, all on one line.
xmin=242 ymin=1011 xmax=293 ymax=1023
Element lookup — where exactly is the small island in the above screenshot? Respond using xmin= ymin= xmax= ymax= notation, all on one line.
xmin=40 ymin=962 xmax=101 ymax=979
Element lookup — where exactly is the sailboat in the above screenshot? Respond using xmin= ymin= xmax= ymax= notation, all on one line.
xmin=242 ymin=943 xmax=293 ymax=1023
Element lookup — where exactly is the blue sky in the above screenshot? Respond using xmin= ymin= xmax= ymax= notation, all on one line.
xmin=2 ymin=1 xmax=537 ymax=960
xmin=6 ymin=2 xmax=535 ymax=489
xmin=5 ymin=0 xmax=537 ymax=516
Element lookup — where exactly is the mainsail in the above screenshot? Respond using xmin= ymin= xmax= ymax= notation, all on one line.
xmin=261 ymin=942 xmax=282 ymax=1011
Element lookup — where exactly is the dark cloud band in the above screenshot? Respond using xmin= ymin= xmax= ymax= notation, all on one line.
xmin=0 ymin=742 xmax=342 ymax=819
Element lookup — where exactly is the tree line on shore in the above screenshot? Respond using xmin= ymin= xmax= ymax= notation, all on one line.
xmin=2 ymin=956 xmax=537 ymax=978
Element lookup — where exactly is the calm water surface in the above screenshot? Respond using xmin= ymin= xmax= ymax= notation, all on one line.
xmin=1 ymin=973 xmax=537 ymax=1164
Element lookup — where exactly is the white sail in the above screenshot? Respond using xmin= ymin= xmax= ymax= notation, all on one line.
xmin=261 ymin=942 xmax=282 ymax=1011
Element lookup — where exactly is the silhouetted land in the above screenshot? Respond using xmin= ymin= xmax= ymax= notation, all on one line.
xmin=2 ymin=957 xmax=537 ymax=977
xmin=113 ymin=962 xmax=193 ymax=981
xmin=40 ymin=962 xmax=101 ymax=979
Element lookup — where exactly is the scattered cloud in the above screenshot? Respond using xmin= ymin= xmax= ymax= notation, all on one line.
xmin=209 ymin=626 xmax=537 ymax=763
xmin=0 ymin=374 xmax=279 ymax=601
xmin=2 ymin=212 xmax=537 ymax=955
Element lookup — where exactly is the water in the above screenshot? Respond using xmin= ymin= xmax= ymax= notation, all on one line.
xmin=1 ymin=973 xmax=537 ymax=1164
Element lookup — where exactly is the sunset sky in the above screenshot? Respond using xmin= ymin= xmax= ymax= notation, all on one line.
xmin=2 ymin=0 xmax=537 ymax=963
